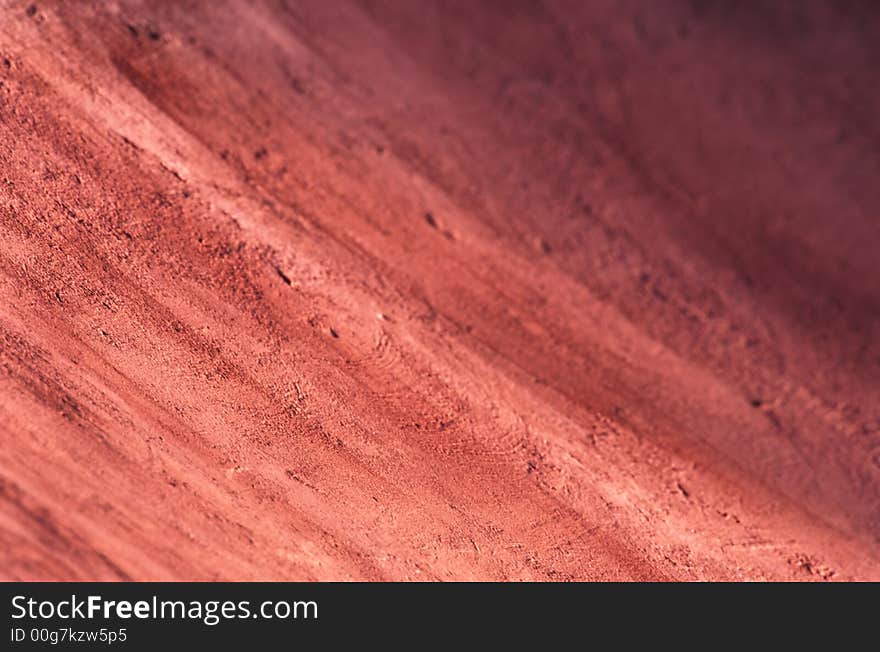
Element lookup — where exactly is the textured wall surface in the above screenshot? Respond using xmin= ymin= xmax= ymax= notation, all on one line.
xmin=1 ymin=0 xmax=878 ymax=580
